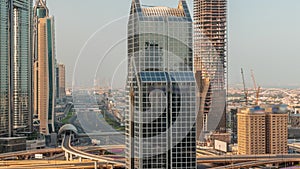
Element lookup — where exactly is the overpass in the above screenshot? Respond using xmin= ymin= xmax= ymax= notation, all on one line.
xmin=0 ymin=148 xmax=63 ymax=160
xmin=197 ymin=154 xmax=300 ymax=164
xmin=62 ymin=133 xmax=125 ymax=168
xmin=58 ymin=123 xmax=125 ymax=138
xmin=211 ymin=158 xmax=300 ymax=169
xmin=77 ymin=132 xmax=124 ymax=138
xmin=0 ymin=145 xmax=125 ymax=161
xmin=0 ymin=160 xmax=98 ymax=169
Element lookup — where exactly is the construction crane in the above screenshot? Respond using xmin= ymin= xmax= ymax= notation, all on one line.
xmin=251 ymin=69 xmax=260 ymax=105
xmin=241 ymin=68 xmax=248 ymax=105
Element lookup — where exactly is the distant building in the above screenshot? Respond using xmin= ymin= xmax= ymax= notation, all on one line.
xmin=33 ymin=0 xmax=56 ymax=135
xmin=0 ymin=0 xmax=33 ymax=137
xmin=207 ymin=132 xmax=231 ymax=148
xmin=237 ymin=105 xmax=288 ymax=155
xmin=56 ymin=63 xmax=66 ymax=101
xmin=0 ymin=137 xmax=27 ymax=153
xmin=126 ymin=0 xmax=196 ymax=168
xmin=290 ymin=114 xmax=300 ymax=128
xmin=230 ymin=108 xmax=238 ymax=144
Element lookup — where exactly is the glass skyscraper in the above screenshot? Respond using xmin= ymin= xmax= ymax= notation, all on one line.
xmin=126 ymin=0 xmax=196 ymax=168
xmin=0 ymin=0 xmax=33 ymax=136
xmin=33 ymin=0 xmax=56 ymax=135
xmin=0 ymin=0 xmax=10 ymax=136
xmin=194 ymin=0 xmax=227 ymax=139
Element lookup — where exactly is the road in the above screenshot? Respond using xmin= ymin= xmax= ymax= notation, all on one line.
xmin=62 ymin=133 xmax=125 ymax=166
xmin=197 ymin=154 xmax=300 ymax=163
xmin=72 ymin=90 xmax=125 ymax=146
xmin=211 ymin=158 xmax=300 ymax=169
xmin=0 ymin=160 xmax=97 ymax=169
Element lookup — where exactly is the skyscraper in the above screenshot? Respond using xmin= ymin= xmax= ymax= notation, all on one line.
xmin=0 ymin=0 xmax=33 ymax=136
xmin=126 ymin=0 xmax=196 ymax=168
xmin=33 ymin=0 xmax=56 ymax=135
xmin=0 ymin=0 xmax=10 ymax=137
xmin=56 ymin=63 xmax=66 ymax=101
xmin=194 ymin=0 xmax=227 ymax=138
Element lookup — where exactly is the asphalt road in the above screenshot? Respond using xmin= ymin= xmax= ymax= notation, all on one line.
xmin=72 ymin=90 xmax=125 ymax=146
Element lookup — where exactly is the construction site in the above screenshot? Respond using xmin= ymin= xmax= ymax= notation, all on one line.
xmin=194 ymin=0 xmax=227 ymax=140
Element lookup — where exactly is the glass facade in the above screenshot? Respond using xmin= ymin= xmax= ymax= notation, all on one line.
xmin=0 ymin=0 xmax=10 ymax=136
xmin=46 ymin=17 xmax=55 ymax=133
xmin=126 ymin=0 xmax=196 ymax=168
xmin=12 ymin=0 xmax=33 ymax=132
xmin=0 ymin=0 xmax=33 ymax=136
xmin=36 ymin=7 xmax=46 ymax=19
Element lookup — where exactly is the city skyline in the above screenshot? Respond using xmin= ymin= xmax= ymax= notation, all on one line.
xmin=0 ymin=0 xmax=300 ymax=168
xmin=47 ymin=0 xmax=300 ymax=89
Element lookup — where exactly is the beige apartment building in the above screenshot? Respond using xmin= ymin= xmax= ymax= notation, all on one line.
xmin=265 ymin=107 xmax=288 ymax=154
xmin=237 ymin=107 xmax=266 ymax=155
xmin=238 ymin=105 xmax=288 ymax=155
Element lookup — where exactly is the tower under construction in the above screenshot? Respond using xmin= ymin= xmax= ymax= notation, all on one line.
xmin=194 ymin=0 xmax=227 ymax=139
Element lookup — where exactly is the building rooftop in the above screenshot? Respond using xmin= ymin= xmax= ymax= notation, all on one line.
xmin=0 ymin=137 xmax=26 ymax=140
xmin=142 ymin=6 xmax=185 ymax=17
xmin=291 ymin=114 xmax=300 ymax=117
xmin=239 ymin=105 xmax=288 ymax=114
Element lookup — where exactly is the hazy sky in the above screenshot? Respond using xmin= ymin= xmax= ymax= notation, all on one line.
xmin=48 ymin=0 xmax=300 ymax=89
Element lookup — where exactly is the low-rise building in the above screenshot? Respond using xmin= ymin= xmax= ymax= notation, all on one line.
xmin=0 ymin=137 xmax=26 ymax=153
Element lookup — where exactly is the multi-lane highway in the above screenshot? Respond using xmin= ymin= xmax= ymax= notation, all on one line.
xmin=72 ymin=90 xmax=125 ymax=146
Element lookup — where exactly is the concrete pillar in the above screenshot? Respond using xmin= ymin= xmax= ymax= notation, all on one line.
xmin=94 ymin=162 xmax=97 ymax=169
xmin=79 ymin=157 xmax=82 ymax=162
xmin=70 ymin=154 xmax=73 ymax=161
xmin=65 ymin=152 xmax=69 ymax=161
xmin=99 ymin=150 xmax=105 ymax=155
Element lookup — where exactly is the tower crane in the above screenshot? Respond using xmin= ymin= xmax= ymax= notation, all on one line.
xmin=251 ymin=69 xmax=260 ymax=105
xmin=241 ymin=68 xmax=248 ymax=105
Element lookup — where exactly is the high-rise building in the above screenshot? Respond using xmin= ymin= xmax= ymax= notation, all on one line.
xmin=237 ymin=107 xmax=266 ymax=155
xmin=0 ymin=0 xmax=33 ymax=137
xmin=56 ymin=63 xmax=66 ymax=100
xmin=265 ymin=105 xmax=288 ymax=154
xmin=237 ymin=105 xmax=288 ymax=155
xmin=194 ymin=0 xmax=227 ymax=138
xmin=33 ymin=0 xmax=55 ymax=135
xmin=0 ymin=0 xmax=11 ymax=137
xmin=125 ymin=0 xmax=196 ymax=168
